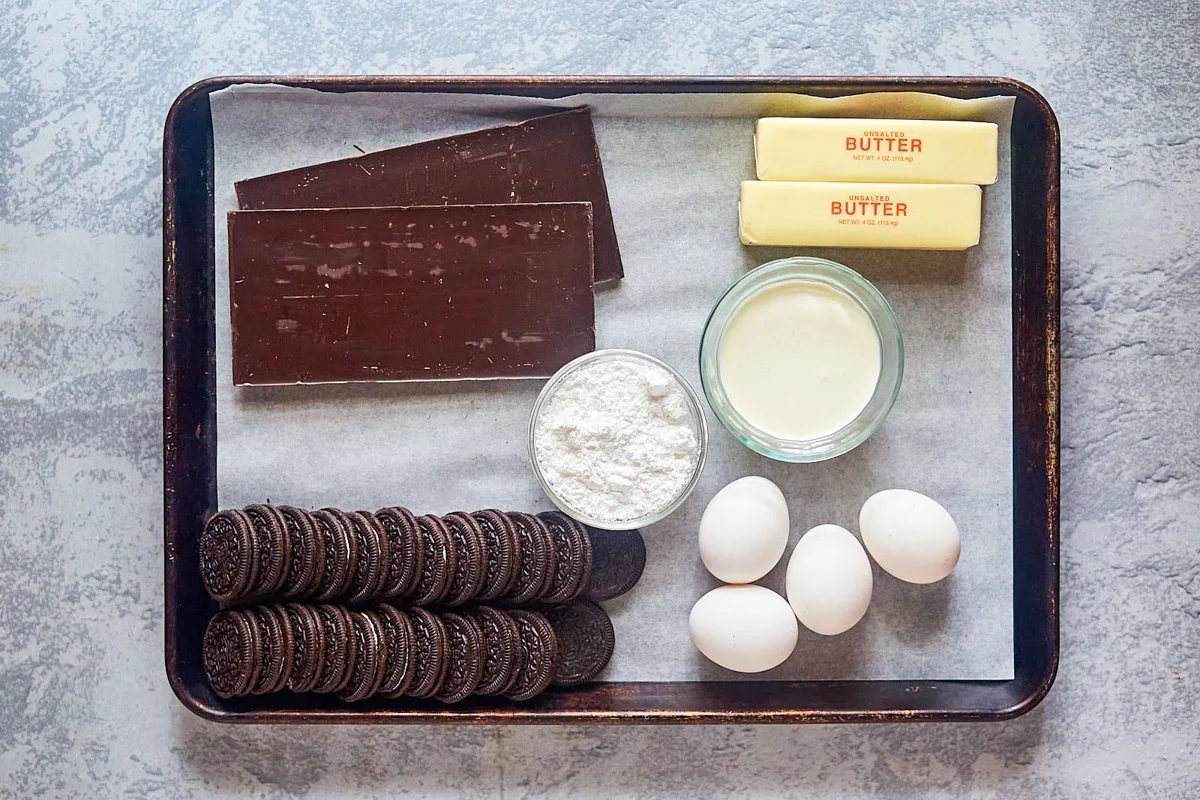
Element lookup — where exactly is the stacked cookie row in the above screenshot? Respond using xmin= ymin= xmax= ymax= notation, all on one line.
xmin=200 ymin=505 xmax=644 ymax=607
xmin=203 ymin=601 xmax=614 ymax=704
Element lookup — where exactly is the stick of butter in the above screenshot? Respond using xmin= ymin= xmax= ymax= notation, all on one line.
xmin=739 ymin=181 xmax=982 ymax=250
xmin=755 ymin=118 xmax=998 ymax=185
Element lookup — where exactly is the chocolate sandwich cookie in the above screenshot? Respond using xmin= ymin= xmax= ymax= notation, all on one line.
xmin=435 ymin=612 xmax=484 ymax=704
xmin=277 ymin=506 xmax=324 ymax=598
xmin=310 ymin=509 xmax=356 ymax=602
xmin=545 ymin=601 xmax=615 ymax=687
xmin=249 ymin=605 xmax=294 ymax=694
xmin=564 ymin=520 xmax=594 ymax=602
xmin=376 ymin=603 xmax=416 ymax=698
xmin=580 ymin=527 xmax=646 ymax=602
xmin=537 ymin=511 xmax=593 ymax=603
xmin=345 ymin=511 xmax=389 ymax=604
xmin=440 ymin=512 xmax=486 ymax=607
xmin=375 ymin=507 xmax=422 ymax=599
xmin=504 ymin=610 xmax=558 ymax=702
xmin=203 ymin=609 xmax=261 ymax=698
xmin=199 ymin=509 xmax=257 ymax=603
xmin=244 ymin=504 xmax=290 ymax=596
xmin=505 ymin=512 xmax=556 ymax=604
xmin=406 ymin=607 xmax=449 ymax=698
xmin=283 ymin=603 xmax=325 ymax=693
xmin=359 ymin=610 xmax=391 ymax=699
xmin=312 ymin=604 xmax=356 ymax=694
xmin=412 ymin=515 xmax=456 ymax=606
xmin=471 ymin=510 xmax=519 ymax=601
xmin=338 ymin=610 xmax=387 ymax=702
xmin=470 ymin=606 xmax=521 ymax=696
xmin=267 ymin=604 xmax=299 ymax=694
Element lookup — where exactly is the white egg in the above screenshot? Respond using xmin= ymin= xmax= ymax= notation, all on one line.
xmin=698 ymin=476 xmax=789 ymax=583
xmin=785 ymin=524 xmax=873 ymax=636
xmin=689 ymin=584 xmax=798 ymax=673
xmin=859 ymin=489 xmax=960 ymax=584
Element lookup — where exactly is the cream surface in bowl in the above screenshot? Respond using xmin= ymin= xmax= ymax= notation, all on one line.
xmin=718 ymin=281 xmax=882 ymax=440
xmin=699 ymin=256 xmax=903 ymax=463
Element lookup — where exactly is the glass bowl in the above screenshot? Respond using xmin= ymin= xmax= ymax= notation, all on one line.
xmin=699 ymin=256 xmax=903 ymax=463
xmin=528 ymin=349 xmax=709 ymax=530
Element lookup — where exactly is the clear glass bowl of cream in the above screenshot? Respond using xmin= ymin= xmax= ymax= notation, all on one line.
xmin=699 ymin=256 xmax=903 ymax=463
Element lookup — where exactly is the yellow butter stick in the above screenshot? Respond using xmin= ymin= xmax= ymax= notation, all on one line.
xmin=755 ymin=118 xmax=998 ymax=185
xmin=738 ymin=181 xmax=982 ymax=250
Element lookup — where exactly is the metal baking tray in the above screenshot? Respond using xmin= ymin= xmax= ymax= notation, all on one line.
xmin=163 ymin=75 xmax=1059 ymax=724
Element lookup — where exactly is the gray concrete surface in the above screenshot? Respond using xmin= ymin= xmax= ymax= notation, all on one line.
xmin=1 ymin=0 xmax=1198 ymax=797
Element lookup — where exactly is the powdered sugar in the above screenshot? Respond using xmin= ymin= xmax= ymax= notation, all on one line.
xmin=533 ymin=356 xmax=702 ymax=524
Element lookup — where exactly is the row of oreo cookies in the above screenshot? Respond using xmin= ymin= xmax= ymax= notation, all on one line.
xmin=200 ymin=505 xmax=645 ymax=607
xmin=202 ymin=601 xmax=615 ymax=704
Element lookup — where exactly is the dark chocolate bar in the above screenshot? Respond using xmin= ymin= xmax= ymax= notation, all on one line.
xmin=235 ymin=108 xmax=623 ymax=283
xmin=227 ymin=203 xmax=596 ymax=385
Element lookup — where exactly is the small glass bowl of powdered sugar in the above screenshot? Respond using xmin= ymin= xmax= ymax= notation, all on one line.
xmin=529 ymin=349 xmax=708 ymax=530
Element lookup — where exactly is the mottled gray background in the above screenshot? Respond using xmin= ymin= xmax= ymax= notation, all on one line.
xmin=0 ymin=0 xmax=1197 ymax=797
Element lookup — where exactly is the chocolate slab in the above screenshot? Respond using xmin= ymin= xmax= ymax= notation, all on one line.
xmin=226 ymin=203 xmax=596 ymax=385
xmin=234 ymin=108 xmax=623 ymax=284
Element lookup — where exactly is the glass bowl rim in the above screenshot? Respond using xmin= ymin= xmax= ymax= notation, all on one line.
xmin=698 ymin=256 xmax=904 ymax=463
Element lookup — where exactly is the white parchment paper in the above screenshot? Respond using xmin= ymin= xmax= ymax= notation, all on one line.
xmin=210 ymin=86 xmax=1014 ymax=681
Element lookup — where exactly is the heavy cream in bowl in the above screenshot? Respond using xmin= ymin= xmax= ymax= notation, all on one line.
xmin=529 ymin=350 xmax=708 ymax=529
xmin=720 ymin=281 xmax=882 ymax=440
xmin=700 ymin=257 xmax=903 ymax=463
